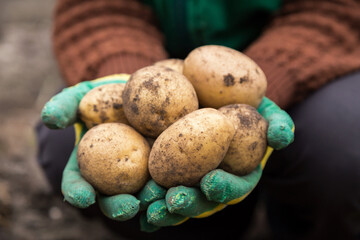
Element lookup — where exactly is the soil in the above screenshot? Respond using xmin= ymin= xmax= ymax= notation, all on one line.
xmin=0 ymin=1 xmax=270 ymax=239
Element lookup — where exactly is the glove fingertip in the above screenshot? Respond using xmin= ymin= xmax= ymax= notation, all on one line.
xmin=140 ymin=213 xmax=161 ymax=232
xmin=61 ymin=176 xmax=96 ymax=208
xmin=99 ymin=194 xmax=140 ymax=221
xmin=112 ymin=203 xmax=140 ymax=221
xmin=257 ymin=98 xmax=280 ymax=116
xmin=41 ymin=101 xmax=77 ymax=129
xmin=41 ymin=106 xmax=62 ymax=129
xmin=267 ymin=122 xmax=294 ymax=150
xmin=63 ymin=189 xmax=96 ymax=209
xmin=200 ymin=175 xmax=214 ymax=200
xmin=147 ymin=200 xmax=187 ymax=227
xmin=200 ymin=170 xmax=228 ymax=203
xmin=138 ymin=180 xmax=167 ymax=211
xmin=166 ymin=187 xmax=191 ymax=213
xmin=147 ymin=200 xmax=166 ymax=225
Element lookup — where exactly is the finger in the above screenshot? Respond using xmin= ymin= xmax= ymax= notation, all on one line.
xmin=41 ymin=75 xmax=129 ymax=129
xmin=258 ymin=97 xmax=294 ymax=128
xmin=61 ymin=144 xmax=96 ymax=208
xmin=137 ymin=180 xmax=167 ymax=211
xmin=98 ymin=194 xmax=140 ymax=221
xmin=200 ymin=166 xmax=262 ymax=204
xmin=147 ymin=200 xmax=189 ymax=227
xmin=139 ymin=212 xmax=161 ymax=232
xmin=166 ymin=186 xmax=226 ymax=218
xmin=41 ymin=83 xmax=92 ymax=129
xmin=267 ymin=120 xmax=294 ymax=150
xmin=61 ymin=123 xmax=96 ymax=208
xmin=257 ymin=97 xmax=295 ymax=150
xmin=257 ymin=96 xmax=280 ymax=116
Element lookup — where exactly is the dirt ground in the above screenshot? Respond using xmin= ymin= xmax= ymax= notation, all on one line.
xmin=0 ymin=0 xmax=120 ymax=239
xmin=0 ymin=1 xmax=270 ymax=239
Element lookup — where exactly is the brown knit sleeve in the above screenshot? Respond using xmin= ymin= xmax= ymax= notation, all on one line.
xmin=244 ymin=0 xmax=360 ymax=109
xmin=53 ymin=0 xmax=168 ymax=86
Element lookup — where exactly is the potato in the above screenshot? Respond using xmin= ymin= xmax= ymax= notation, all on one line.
xmin=122 ymin=66 xmax=199 ymax=138
xmin=79 ymin=83 xmax=129 ymax=129
xmin=219 ymin=104 xmax=268 ymax=175
xmin=183 ymin=45 xmax=267 ymax=108
xmin=77 ymin=123 xmax=150 ymax=195
xmin=153 ymin=58 xmax=184 ymax=73
xmin=149 ymin=108 xmax=236 ymax=188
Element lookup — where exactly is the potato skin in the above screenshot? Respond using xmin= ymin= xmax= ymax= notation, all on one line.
xmin=122 ymin=66 xmax=199 ymax=138
xmin=79 ymin=84 xmax=129 ymax=129
xmin=183 ymin=45 xmax=267 ymax=108
xmin=77 ymin=123 xmax=150 ymax=195
xmin=219 ymin=104 xmax=268 ymax=175
xmin=153 ymin=59 xmax=184 ymax=74
xmin=149 ymin=108 xmax=236 ymax=188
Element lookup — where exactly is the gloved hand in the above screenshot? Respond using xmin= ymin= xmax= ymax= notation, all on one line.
xmin=41 ymin=74 xmax=148 ymax=221
xmin=140 ymin=97 xmax=295 ymax=231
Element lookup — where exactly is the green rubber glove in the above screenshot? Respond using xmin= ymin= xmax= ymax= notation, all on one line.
xmin=41 ymin=74 xmax=143 ymax=221
xmin=41 ymin=74 xmax=130 ymax=129
xmin=145 ymin=97 xmax=294 ymax=227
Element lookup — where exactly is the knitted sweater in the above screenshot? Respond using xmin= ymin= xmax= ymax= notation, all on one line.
xmin=53 ymin=0 xmax=360 ymax=109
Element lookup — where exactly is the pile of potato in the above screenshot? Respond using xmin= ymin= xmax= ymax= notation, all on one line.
xmin=77 ymin=45 xmax=268 ymax=195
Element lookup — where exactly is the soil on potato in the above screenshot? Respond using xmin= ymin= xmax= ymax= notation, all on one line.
xmin=0 ymin=1 xmax=270 ymax=239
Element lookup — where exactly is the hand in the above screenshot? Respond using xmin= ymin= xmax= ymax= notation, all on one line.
xmin=143 ymin=97 xmax=294 ymax=230
xmin=41 ymin=74 xmax=130 ymax=129
xmin=41 ymin=74 xmax=144 ymax=221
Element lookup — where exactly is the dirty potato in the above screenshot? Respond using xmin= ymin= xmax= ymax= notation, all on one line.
xmin=153 ymin=58 xmax=184 ymax=73
xmin=122 ymin=66 xmax=199 ymax=138
xmin=183 ymin=45 xmax=267 ymax=108
xmin=149 ymin=108 xmax=236 ymax=188
xmin=77 ymin=123 xmax=150 ymax=195
xmin=79 ymin=83 xmax=129 ymax=129
xmin=219 ymin=104 xmax=268 ymax=175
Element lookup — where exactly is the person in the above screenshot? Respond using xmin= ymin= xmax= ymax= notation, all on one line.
xmin=36 ymin=0 xmax=360 ymax=239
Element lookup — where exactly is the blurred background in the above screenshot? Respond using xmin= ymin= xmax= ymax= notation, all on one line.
xmin=0 ymin=1 xmax=268 ymax=239
xmin=0 ymin=0 xmax=119 ymax=239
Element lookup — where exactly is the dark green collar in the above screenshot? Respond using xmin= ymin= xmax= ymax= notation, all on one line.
xmin=142 ymin=0 xmax=282 ymax=58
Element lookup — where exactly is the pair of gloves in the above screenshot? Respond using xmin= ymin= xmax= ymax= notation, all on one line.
xmin=41 ymin=74 xmax=294 ymax=232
